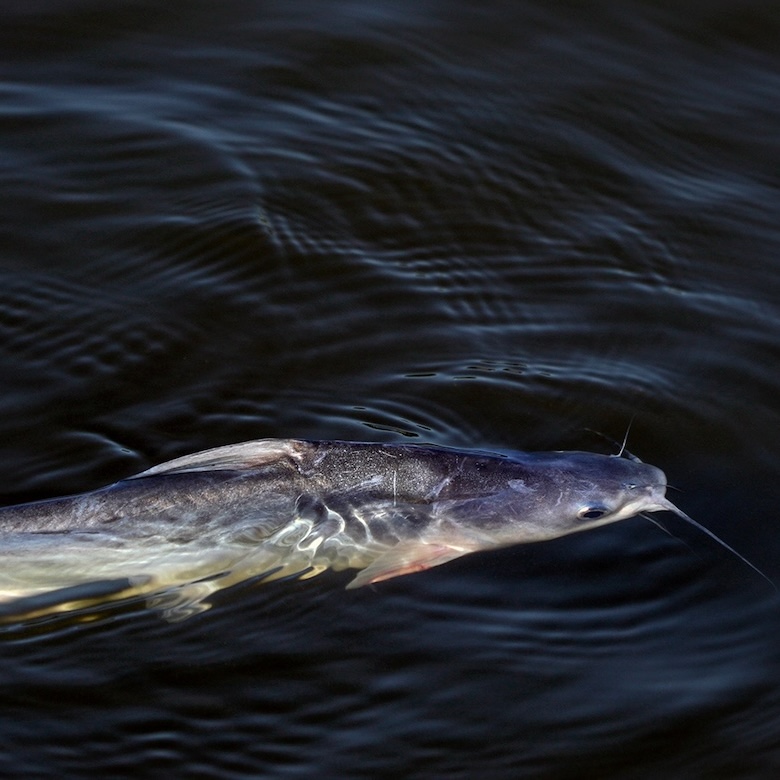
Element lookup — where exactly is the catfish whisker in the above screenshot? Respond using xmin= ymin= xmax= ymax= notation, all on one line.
xmin=657 ymin=499 xmax=777 ymax=593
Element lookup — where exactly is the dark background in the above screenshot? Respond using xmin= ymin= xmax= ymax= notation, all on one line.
xmin=0 ymin=1 xmax=779 ymax=777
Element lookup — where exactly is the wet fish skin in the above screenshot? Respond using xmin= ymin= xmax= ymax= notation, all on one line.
xmin=0 ymin=439 xmax=671 ymax=621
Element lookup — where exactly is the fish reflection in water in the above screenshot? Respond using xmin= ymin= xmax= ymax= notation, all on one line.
xmin=0 ymin=439 xmax=764 ymax=621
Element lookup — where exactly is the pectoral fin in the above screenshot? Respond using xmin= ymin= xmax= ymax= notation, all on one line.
xmin=345 ymin=542 xmax=469 ymax=590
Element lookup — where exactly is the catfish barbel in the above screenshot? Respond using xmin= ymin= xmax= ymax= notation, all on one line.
xmin=0 ymin=438 xmax=769 ymax=621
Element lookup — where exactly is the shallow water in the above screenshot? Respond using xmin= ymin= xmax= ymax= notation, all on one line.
xmin=1 ymin=0 xmax=780 ymax=776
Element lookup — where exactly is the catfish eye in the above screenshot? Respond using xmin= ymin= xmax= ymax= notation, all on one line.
xmin=578 ymin=506 xmax=609 ymax=520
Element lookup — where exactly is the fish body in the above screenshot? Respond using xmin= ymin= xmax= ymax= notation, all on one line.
xmin=0 ymin=438 xmax=688 ymax=620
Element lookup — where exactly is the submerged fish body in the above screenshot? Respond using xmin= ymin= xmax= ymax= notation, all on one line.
xmin=0 ymin=439 xmax=680 ymax=620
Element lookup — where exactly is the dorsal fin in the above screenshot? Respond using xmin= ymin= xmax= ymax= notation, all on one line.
xmin=129 ymin=439 xmax=310 ymax=478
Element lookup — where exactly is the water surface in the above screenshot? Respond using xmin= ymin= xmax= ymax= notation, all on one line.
xmin=1 ymin=1 xmax=780 ymax=777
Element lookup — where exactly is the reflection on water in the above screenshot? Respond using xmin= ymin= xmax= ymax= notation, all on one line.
xmin=1 ymin=0 xmax=779 ymax=776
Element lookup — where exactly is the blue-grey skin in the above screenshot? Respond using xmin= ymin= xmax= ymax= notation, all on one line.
xmin=0 ymin=438 xmax=751 ymax=621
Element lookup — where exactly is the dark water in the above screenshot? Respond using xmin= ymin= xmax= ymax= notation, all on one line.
xmin=1 ymin=0 xmax=780 ymax=776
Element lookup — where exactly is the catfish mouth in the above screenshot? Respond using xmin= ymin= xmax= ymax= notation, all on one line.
xmin=625 ymin=489 xmax=672 ymax=520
